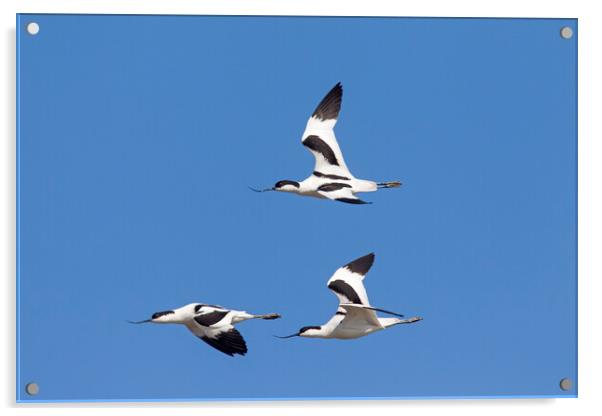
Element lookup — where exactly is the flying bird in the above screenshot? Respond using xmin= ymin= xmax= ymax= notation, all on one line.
xmin=129 ymin=303 xmax=280 ymax=357
xmin=277 ymin=253 xmax=421 ymax=339
xmin=251 ymin=83 xmax=401 ymax=204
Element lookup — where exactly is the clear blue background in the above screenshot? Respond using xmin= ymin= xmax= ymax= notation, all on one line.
xmin=17 ymin=15 xmax=577 ymax=401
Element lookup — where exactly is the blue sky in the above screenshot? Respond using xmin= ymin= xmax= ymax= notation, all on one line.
xmin=17 ymin=15 xmax=577 ymax=401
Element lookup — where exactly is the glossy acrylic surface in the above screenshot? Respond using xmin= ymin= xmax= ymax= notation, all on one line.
xmin=17 ymin=14 xmax=577 ymax=402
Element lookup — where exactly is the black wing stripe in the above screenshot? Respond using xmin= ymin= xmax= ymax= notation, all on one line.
xmin=199 ymin=328 xmax=248 ymax=357
xmin=328 ymin=279 xmax=363 ymax=304
xmin=194 ymin=310 xmax=229 ymax=327
xmin=194 ymin=304 xmax=224 ymax=313
xmin=318 ymin=182 xmax=352 ymax=192
xmin=313 ymin=171 xmax=351 ymax=180
xmin=344 ymin=253 xmax=375 ymax=276
xmin=312 ymin=82 xmax=343 ymax=121
xmin=303 ymin=135 xmax=339 ymax=166
xmin=336 ymin=198 xmax=370 ymax=205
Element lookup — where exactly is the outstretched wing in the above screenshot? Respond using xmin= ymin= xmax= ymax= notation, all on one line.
xmin=316 ymin=183 xmax=371 ymax=205
xmin=186 ymin=306 xmax=247 ymax=356
xmin=186 ymin=320 xmax=248 ymax=357
xmin=301 ymin=83 xmax=353 ymax=178
xmin=199 ymin=327 xmax=248 ymax=357
xmin=327 ymin=253 xmax=375 ymax=306
xmin=339 ymin=304 xmax=381 ymax=328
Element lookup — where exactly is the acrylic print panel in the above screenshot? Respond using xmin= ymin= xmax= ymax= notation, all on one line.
xmin=16 ymin=14 xmax=577 ymax=402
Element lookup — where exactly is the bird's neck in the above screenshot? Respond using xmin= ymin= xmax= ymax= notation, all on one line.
xmin=293 ymin=180 xmax=310 ymax=194
xmin=304 ymin=325 xmax=334 ymax=338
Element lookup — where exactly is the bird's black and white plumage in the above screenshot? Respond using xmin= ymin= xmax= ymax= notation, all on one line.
xmin=129 ymin=303 xmax=280 ymax=357
xmin=277 ymin=253 xmax=422 ymax=340
xmin=251 ymin=83 xmax=401 ymax=204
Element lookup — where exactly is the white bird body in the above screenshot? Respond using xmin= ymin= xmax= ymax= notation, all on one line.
xmin=130 ymin=303 xmax=280 ymax=357
xmin=253 ymin=83 xmax=400 ymax=204
xmin=305 ymin=305 xmax=413 ymax=340
xmin=278 ymin=253 xmax=421 ymax=340
xmin=294 ymin=175 xmax=378 ymax=199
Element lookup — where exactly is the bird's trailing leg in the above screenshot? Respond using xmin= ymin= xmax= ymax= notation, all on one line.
xmin=231 ymin=311 xmax=281 ymax=324
xmin=395 ymin=316 xmax=422 ymax=325
xmin=377 ymin=181 xmax=402 ymax=189
xmin=379 ymin=316 xmax=422 ymax=329
xmin=257 ymin=313 xmax=281 ymax=320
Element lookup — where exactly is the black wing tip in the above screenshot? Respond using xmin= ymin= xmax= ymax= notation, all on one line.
xmin=224 ymin=345 xmax=248 ymax=357
xmin=222 ymin=350 xmax=247 ymax=357
xmin=345 ymin=253 xmax=376 ymax=275
xmin=200 ymin=328 xmax=248 ymax=357
xmin=331 ymin=82 xmax=343 ymax=96
xmin=325 ymin=82 xmax=343 ymax=98
xmin=312 ymin=82 xmax=344 ymax=121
